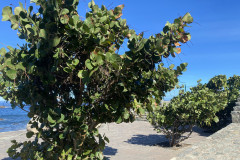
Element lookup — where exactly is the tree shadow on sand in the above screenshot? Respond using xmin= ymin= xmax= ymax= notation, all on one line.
xmin=103 ymin=146 xmax=118 ymax=160
xmin=125 ymin=134 xmax=170 ymax=147
xmin=192 ymin=126 xmax=213 ymax=137
xmin=2 ymin=158 xmax=21 ymax=160
xmin=126 ymin=126 xmax=212 ymax=148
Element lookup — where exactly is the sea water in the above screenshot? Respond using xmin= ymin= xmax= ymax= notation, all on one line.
xmin=0 ymin=101 xmax=30 ymax=132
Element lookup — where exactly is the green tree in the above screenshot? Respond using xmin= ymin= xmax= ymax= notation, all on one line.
xmin=0 ymin=0 xmax=193 ymax=159
xmin=148 ymin=79 xmax=228 ymax=147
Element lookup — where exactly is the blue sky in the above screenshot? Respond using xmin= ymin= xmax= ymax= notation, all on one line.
xmin=0 ymin=0 xmax=240 ymax=100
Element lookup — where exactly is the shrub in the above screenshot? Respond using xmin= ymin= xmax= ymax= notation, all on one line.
xmin=0 ymin=0 xmax=193 ymax=159
xmin=202 ymin=75 xmax=240 ymax=132
xmin=148 ymin=80 xmax=228 ymax=147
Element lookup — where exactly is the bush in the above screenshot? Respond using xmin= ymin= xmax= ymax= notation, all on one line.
xmin=148 ymin=80 xmax=228 ymax=147
xmin=202 ymin=75 xmax=240 ymax=132
xmin=0 ymin=0 xmax=193 ymax=159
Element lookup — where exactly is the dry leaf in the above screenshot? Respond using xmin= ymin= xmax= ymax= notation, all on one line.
xmin=117 ymin=4 xmax=125 ymax=10
xmin=176 ymin=48 xmax=181 ymax=54
xmin=115 ymin=13 xmax=123 ymax=19
xmin=174 ymin=42 xmax=181 ymax=46
xmin=181 ymin=35 xmax=188 ymax=43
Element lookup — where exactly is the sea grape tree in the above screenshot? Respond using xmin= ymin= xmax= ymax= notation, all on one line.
xmin=148 ymin=78 xmax=228 ymax=147
xmin=202 ymin=75 xmax=240 ymax=131
xmin=0 ymin=0 xmax=193 ymax=159
xmin=227 ymin=75 xmax=240 ymax=102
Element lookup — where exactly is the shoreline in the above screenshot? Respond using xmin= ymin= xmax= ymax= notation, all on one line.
xmin=0 ymin=105 xmax=30 ymax=134
xmin=0 ymin=129 xmax=26 ymax=134
xmin=0 ymin=128 xmax=26 ymax=136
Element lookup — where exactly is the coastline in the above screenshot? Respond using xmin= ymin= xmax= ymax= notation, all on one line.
xmin=0 ymin=129 xmax=26 ymax=134
xmin=0 ymin=104 xmax=30 ymax=133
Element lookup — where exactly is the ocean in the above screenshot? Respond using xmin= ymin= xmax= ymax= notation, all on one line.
xmin=0 ymin=101 xmax=30 ymax=133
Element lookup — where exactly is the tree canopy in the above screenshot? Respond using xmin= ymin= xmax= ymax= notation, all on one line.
xmin=0 ymin=0 xmax=193 ymax=159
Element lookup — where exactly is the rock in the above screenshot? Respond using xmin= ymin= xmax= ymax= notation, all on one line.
xmin=0 ymin=106 xmax=5 ymax=108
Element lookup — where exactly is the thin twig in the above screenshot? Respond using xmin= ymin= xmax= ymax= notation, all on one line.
xmin=0 ymin=42 xmax=8 ymax=48
xmin=18 ymin=106 xmax=29 ymax=113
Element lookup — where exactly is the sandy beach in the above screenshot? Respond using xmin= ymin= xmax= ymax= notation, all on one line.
xmin=0 ymin=120 xmax=211 ymax=160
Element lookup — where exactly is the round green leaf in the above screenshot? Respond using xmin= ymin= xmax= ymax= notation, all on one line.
xmin=72 ymin=59 xmax=79 ymax=66
xmin=60 ymin=15 xmax=69 ymax=24
xmin=47 ymin=114 xmax=56 ymax=124
xmin=78 ymin=70 xmax=84 ymax=78
xmin=60 ymin=8 xmax=69 ymax=15
xmin=39 ymin=29 xmax=47 ymax=39
xmin=85 ymin=59 xmax=93 ymax=70
xmin=0 ymin=48 xmax=6 ymax=56
xmin=2 ymin=6 xmax=13 ymax=21
xmin=123 ymin=110 xmax=130 ymax=119
xmin=50 ymin=37 xmax=61 ymax=47
xmin=26 ymin=131 xmax=34 ymax=138
xmin=182 ymin=12 xmax=193 ymax=24
xmin=14 ymin=7 xmax=23 ymax=16
xmin=11 ymin=24 xmax=19 ymax=30
xmin=6 ymin=69 xmax=17 ymax=79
